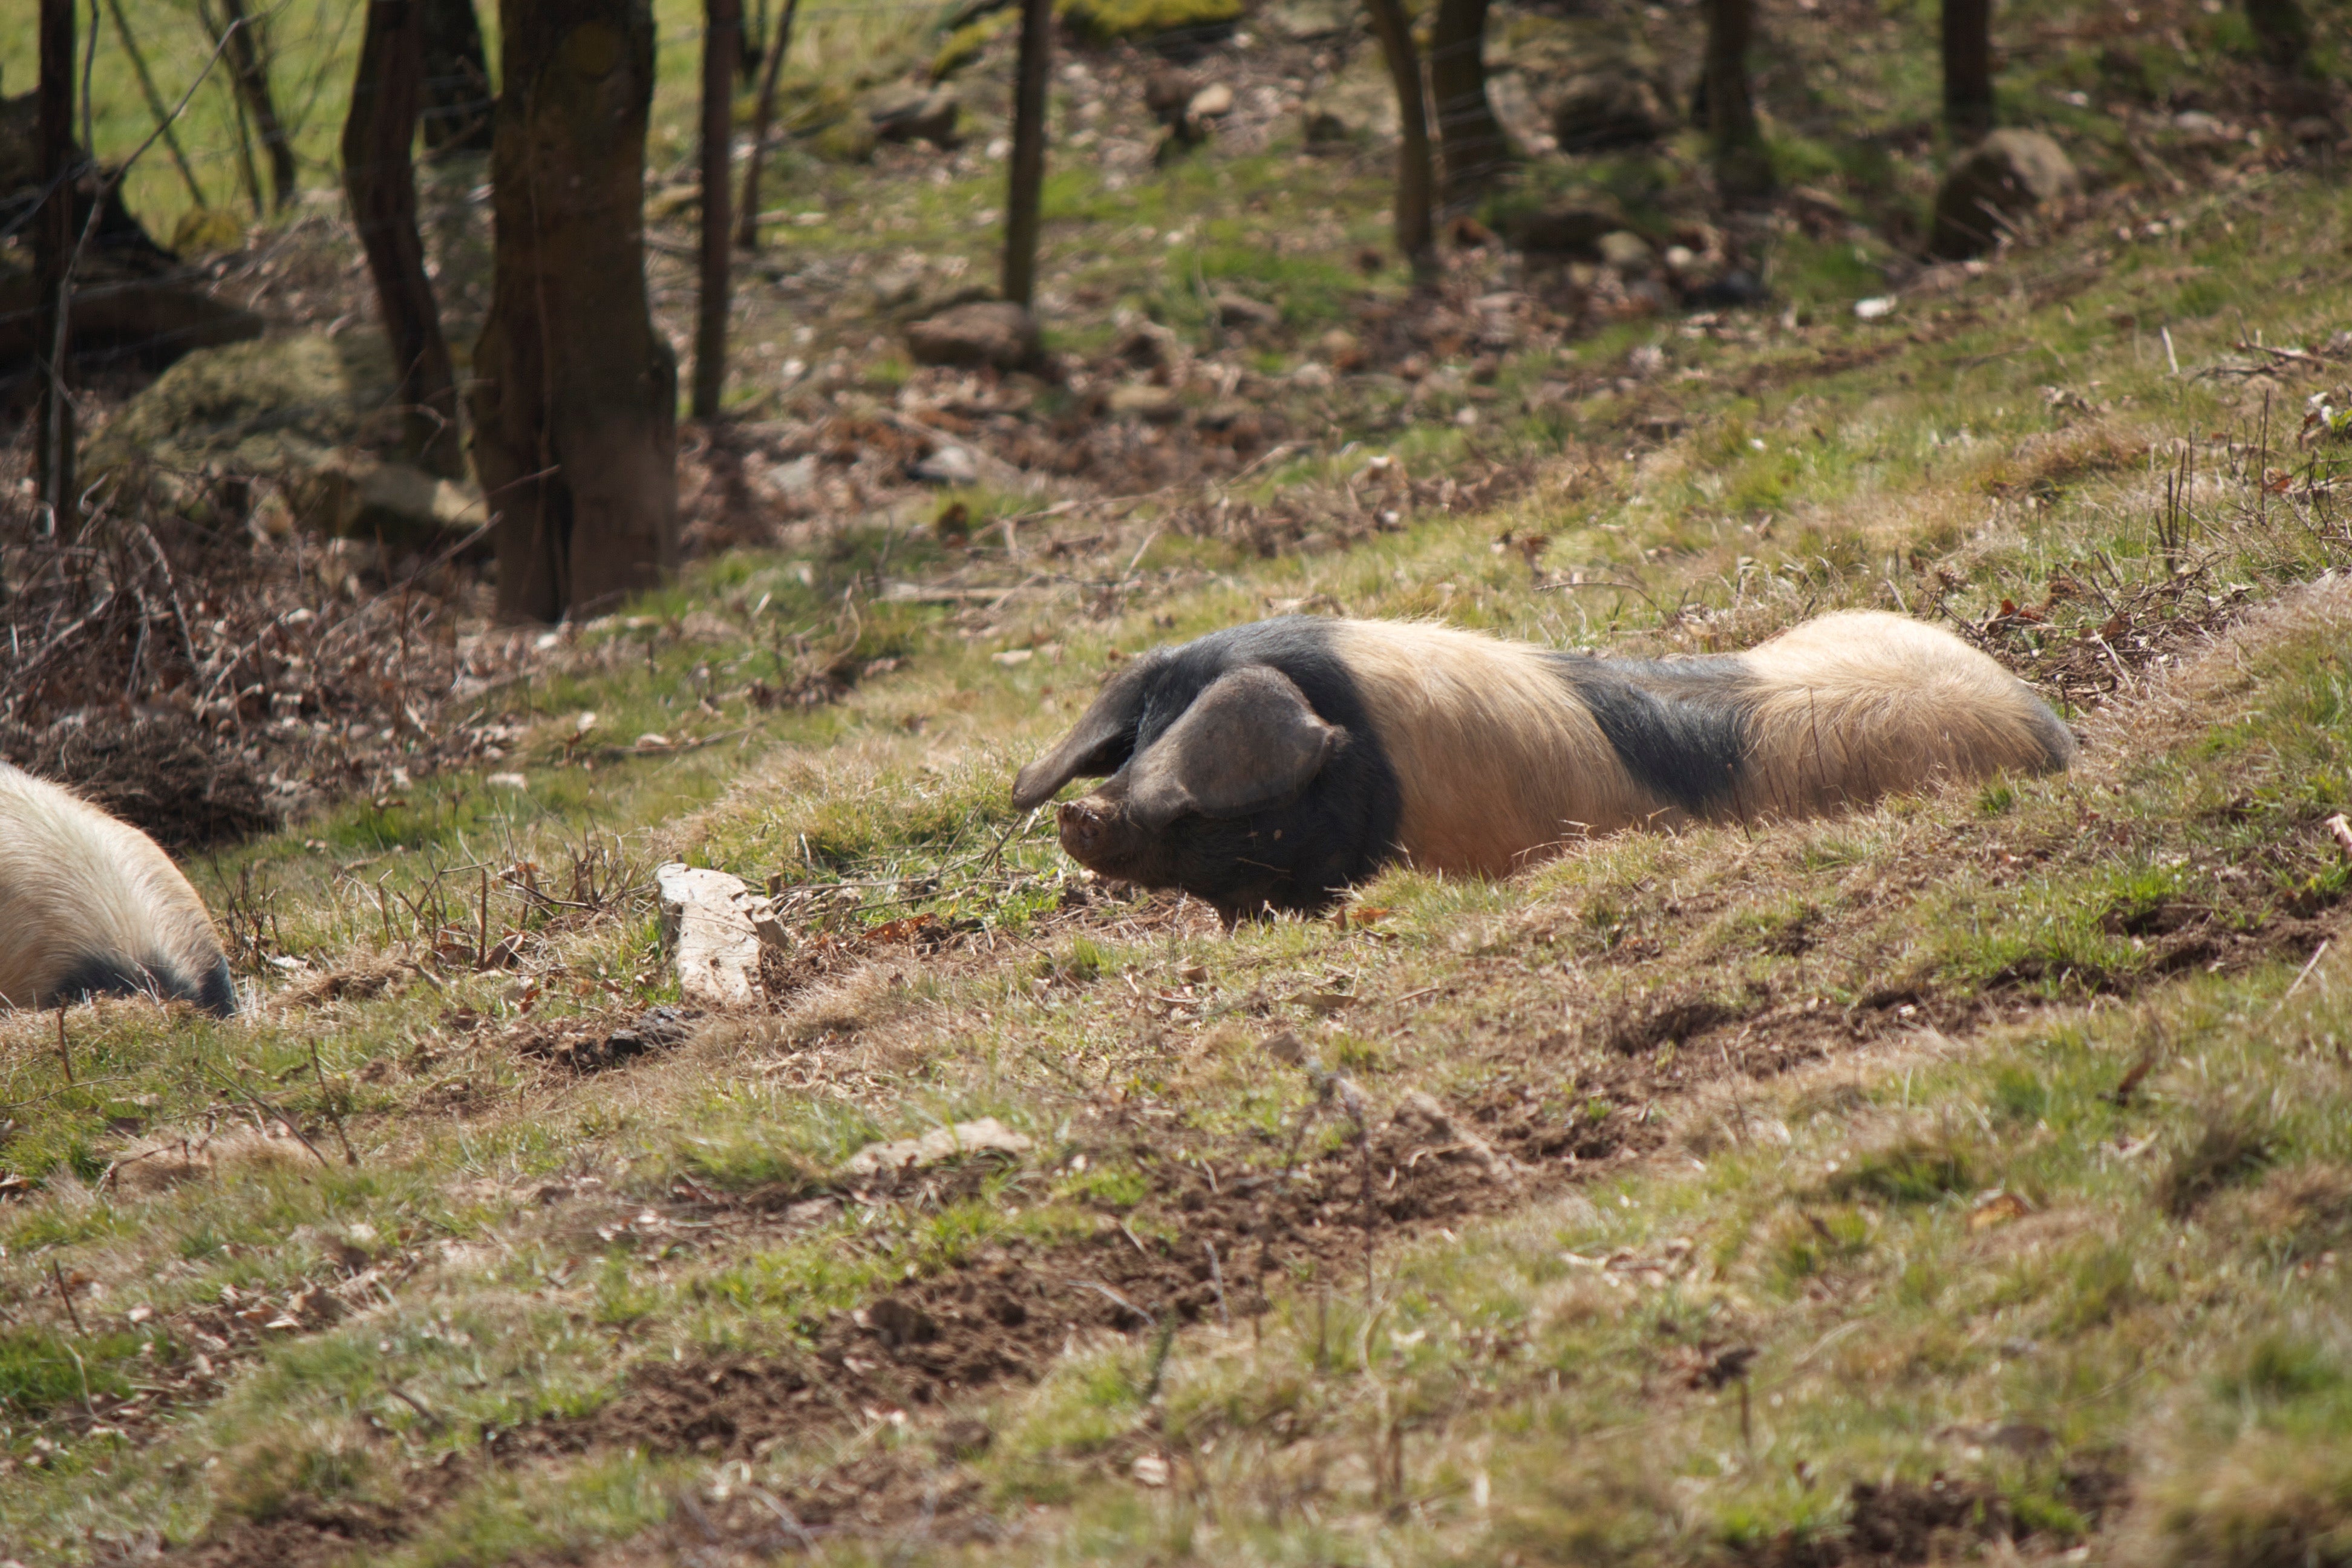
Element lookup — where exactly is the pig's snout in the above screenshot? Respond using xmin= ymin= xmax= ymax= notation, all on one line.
xmin=1057 ymin=797 xmax=1115 ymax=863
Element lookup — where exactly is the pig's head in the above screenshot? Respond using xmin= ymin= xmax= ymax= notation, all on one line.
xmin=1010 ymin=656 xmax=1356 ymax=918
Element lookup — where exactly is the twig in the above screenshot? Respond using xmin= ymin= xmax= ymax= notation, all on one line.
xmin=50 ymin=1259 xmax=85 ymax=1336
xmin=206 ymin=1065 xmax=332 ymax=1168
xmin=308 ymin=1039 xmax=359 ymax=1166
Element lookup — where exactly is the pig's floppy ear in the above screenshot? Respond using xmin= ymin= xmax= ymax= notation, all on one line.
xmin=1011 ymin=664 xmax=1152 ymax=810
xmin=1125 ymin=665 xmax=1341 ymax=829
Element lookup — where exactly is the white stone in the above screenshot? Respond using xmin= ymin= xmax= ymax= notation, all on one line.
xmin=655 ymin=863 xmax=761 ymax=1008
xmin=840 ymin=1117 xmax=1033 ymax=1180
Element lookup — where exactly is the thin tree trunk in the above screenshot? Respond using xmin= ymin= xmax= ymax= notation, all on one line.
xmin=1429 ymin=0 xmax=1509 ymax=208
xmin=742 ymin=0 xmax=767 ymax=84
xmin=213 ymin=0 xmax=299 ymax=211
xmin=1002 ymin=0 xmax=1053 ymax=306
xmin=470 ymin=0 xmax=678 ymax=623
xmin=1703 ymin=0 xmax=1772 ymax=200
xmin=736 ymin=0 xmax=800 ymax=250
xmin=2246 ymin=0 xmax=2311 ymax=74
xmin=344 ymin=0 xmax=463 ymax=477
xmin=1364 ymin=0 xmax=1437 ymax=280
xmin=1942 ymin=0 xmax=1993 ymax=145
xmin=34 ymin=0 xmax=77 ymax=521
xmin=103 ymin=0 xmax=208 ymax=211
xmin=419 ymin=0 xmax=497 ymax=155
xmin=693 ymin=0 xmax=741 ymax=419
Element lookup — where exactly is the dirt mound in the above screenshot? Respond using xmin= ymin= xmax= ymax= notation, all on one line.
xmin=1751 ymin=1469 xmax=2125 ymax=1567
xmin=509 ymin=1006 xmax=702 ymax=1073
xmin=166 ymin=1497 xmax=408 ymax=1568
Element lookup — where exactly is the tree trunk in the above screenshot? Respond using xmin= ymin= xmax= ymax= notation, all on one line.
xmin=693 ymin=0 xmax=741 ymax=419
xmin=469 ymin=0 xmax=679 ymax=624
xmin=213 ymin=0 xmax=299 ymax=211
xmin=2246 ymin=0 xmax=2312 ymax=74
xmin=736 ymin=0 xmax=800 ymax=250
xmin=34 ymin=0 xmax=76 ymax=521
xmin=344 ymin=0 xmax=463 ymax=477
xmin=1001 ymin=0 xmax=1053 ymax=306
xmin=1942 ymin=0 xmax=1993 ymax=145
xmin=103 ymin=0 xmax=208 ymax=210
xmin=419 ymin=0 xmax=497 ymax=155
xmin=1429 ymin=0 xmax=1509 ymax=208
xmin=1703 ymin=0 xmax=1772 ymax=200
xmin=742 ymin=0 xmax=767 ymax=83
xmin=1364 ymin=0 xmax=1437 ymax=279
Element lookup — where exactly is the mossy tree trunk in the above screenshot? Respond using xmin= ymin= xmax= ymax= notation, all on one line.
xmin=469 ymin=0 xmax=678 ymax=623
xmin=1364 ymin=0 xmax=1437 ymax=279
xmin=344 ymin=0 xmax=463 ymax=477
xmin=1942 ymin=0 xmax=1993 ymax=144
xmin=1002 ymin=0 xmax=1053 ymax=305
xmin=1702 ymin=0 xmax=1772 ymax=201
xmin=736 ymin=0 xmax=800 ymax=250
xmin=693 ymin=0 xmax=740 ymax=417
xmin=33 ymin=0 xmax=76 ymax=521
xmin=1429 ymin=0 xmax=1510 ymax=208
xmin=419 ymin=0 xmax=497 ymax=155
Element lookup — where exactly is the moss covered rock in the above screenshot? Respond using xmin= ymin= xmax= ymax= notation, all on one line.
xmin=1058 ymin=0 xmax=1244 ymax=48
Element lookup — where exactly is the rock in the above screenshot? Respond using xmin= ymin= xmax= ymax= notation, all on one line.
xmin=839 ymin=1117 xmax=1033 ymax=1180
xmin=168 ymin=207 xmax=246 ymax=257
xmin=867 ymin=84 xmax=961 ymax=146
xmin=904 ymin=300 xmax=1039 ymax=369
xmin=1393 ymin=1089 xmax=1520 ymax=1186
xmin=1109 ymin=383 xmax=1184 ymax=422
xmin=655 ymin=863 xmax=762 ymax=1009
xmin=1145 ymin=68 xmax=1200 ymax=126
xmin=1506 ymin=204 xmax=1621 ymax=258
xmin=1263 ymin=0 xmax=1353 ymax=38
xmin=1211 ymin=291 xmax=1282 ymax=328
xmin=1317 ymin=327 xmax=1365 ymax=370
xmin=1302 ymin=108 xmax=1357 ymax=147
xmin=2291 ymin=115 xmax=2339 ymax=145
xmin=814 ymin=115 xmax=878 ymax=163
xmin=293 ymin=453 xmax=488 ymax=548
xmin=1929 ymin=129 xmax=2080 ymax=259
xmin=1596 ymin=230 xmax=1656 ymax=272
xmin=1685 ymin=267 xmax=1768 ymax=308
xmin=1059 ymin=0 xmax=1243 ymax=47
xmin=83 ymin=333 xmax=405 ymax=496
xmin=911 ymin=444 xmax=982 ymax=485
xmin=1550 ymin=72 xmax=1673 ymax=152
xmin=1188 ymin=82 xmax=1235 ymax=119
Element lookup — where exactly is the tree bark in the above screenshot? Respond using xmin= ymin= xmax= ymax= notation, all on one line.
xmin=419 ymin=0 xmax=497 ymax=155
xmin=1703 ymin=0 xmax=1773 ymax=200
xmin=736 ymin=0 xmax=800 ymax=250
xmin=34 ymin=0 xmax=76 ymax=521
xmin=693 ymin=0 xmax=741 ymax=419
xmin=212 ymin=0 xmax=299 ymax=211
xmin=2246 ymin=0 xmax=2312 ymax=74
xmin=1002 ymin=0 xmax=1053 ymax=306
xmin=1942 ymin=0 xmax=1993 ymax=145
xmin=344 ymin=0 xmax=464 ymax=477
xmin=103 ymin=0 xmax=208 ymax=210
xmin=1364 ymin=0 xmax=1437 ymax=279
xmin=1429 ymin=0 xmax=1509 ymax=208
xmin=469 ymin=0 xmax=679 ymax=624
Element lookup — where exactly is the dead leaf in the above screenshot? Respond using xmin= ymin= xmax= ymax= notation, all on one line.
xmin=1968 ymin=1191 xmax=2031 ymax=1232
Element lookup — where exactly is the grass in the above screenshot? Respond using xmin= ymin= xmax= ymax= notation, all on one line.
xmin=10 ymin=0 xmax=2352 ymax=1561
